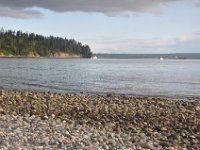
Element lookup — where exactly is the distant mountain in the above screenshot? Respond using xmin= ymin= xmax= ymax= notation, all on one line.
xmin=95 ymin=53 xmax=200 ymax=59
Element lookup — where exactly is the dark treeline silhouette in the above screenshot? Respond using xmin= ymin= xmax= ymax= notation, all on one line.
xmin=0 ymin=28 xmax=92 ymax=58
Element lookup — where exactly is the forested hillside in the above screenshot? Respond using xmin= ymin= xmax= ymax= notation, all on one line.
xmin=0 ymin=28 xmax=92 ymax=58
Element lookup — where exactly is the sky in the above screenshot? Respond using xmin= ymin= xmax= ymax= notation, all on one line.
xmin=0 ymin=0 xmax=200 ymax=54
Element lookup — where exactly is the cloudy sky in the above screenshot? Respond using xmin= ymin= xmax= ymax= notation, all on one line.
xmin=0 ymin=0 xmax=200 ymax=54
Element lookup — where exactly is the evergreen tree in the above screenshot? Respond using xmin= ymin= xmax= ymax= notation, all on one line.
xmin=0 ymin=29 xmax=93 ymax=58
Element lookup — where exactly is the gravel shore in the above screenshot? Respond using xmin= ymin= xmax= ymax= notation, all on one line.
xmin=0 ymin=89 xmax=200 ymax=149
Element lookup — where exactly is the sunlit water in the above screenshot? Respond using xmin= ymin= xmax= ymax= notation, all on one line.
xmin=0 ymin=58 xmax=200 ymax=96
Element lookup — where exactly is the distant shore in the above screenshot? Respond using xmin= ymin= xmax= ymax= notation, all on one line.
xmin=95 ymin=53 xmax=200 ymax=59
xmin=0 ymin=88 xmax=199 ymax=149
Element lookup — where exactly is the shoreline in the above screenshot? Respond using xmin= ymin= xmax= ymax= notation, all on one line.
xmin=0 ymin=52 xmax=81 ymax=59
xmin=1 ymin=87 xmax=200 ymax=101
xmin=0 ymin=56 xmax=81 ymax=59
xmin=0 ymin=88 xmax=200 ymax=149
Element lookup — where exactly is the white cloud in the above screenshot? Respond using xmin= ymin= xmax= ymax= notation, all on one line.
xmin=175 ymin=35 xmax=192 ymax=42
xmin=0 ymin=0 xmax=180 ymax=18
xmin=82 ymin=37 xmax=176 ymax=53
xmin=82 ymin=35 xmax=200 ymax=54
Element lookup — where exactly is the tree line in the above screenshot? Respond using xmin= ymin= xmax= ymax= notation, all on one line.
xmin=0 ymin=28 xmax=92 ymax=58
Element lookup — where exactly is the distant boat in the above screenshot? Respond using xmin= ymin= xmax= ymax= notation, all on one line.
xmin=92 ymin=56 xmax=98 ymax=59
xmin=159 ymin=57 xmax=164 ymax=61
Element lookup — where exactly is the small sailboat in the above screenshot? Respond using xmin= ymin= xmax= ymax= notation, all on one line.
xmin=159 ymin=56 xmax=164 ymax=61
xmin=92 ymin=56 xmax=97 ymax=59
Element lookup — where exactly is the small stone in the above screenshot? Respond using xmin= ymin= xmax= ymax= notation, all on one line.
xmin=83 ymin=135 xmax=89 ymax=140
xmin=35 ymin=146 xmax=44 ymax=149
xmin=0 ymin=116 xmax=6 ymax=121
xmin=160 ymin=127 xmax=168 ymax=131
xmin=195 ymin=105 xmax=200 ymax=111
xmin=109 ymin=132 xmax=115 ymax=138
xmin=160 ymin=141 xmax=170 ymax=148
xmin=190 ymin=135 xmax=195 ymax=139
xmin=0 ymin=131 xmax=5 ymax=136
xmin=62 ymin=138 xmax=70 ymax=145
xmin=109 ymin=140 xmax=116 ymax=147
xmin=66 ymin=130 xmax=70 ymax=135
xmin=30 ymin=115 xmax=35 ymax=120
xmin=140 ymin=142 xmax=150 ymax=149
xmin=52 ymin=114 xmax=55 ymax=118
xmin=191 ymin=139 xmax=198 ymax=144
xmin=41 ymin=115 xmax=48 ymax=120
xmin=99 ymin=137 xmax=103 ymax=143
xmin=0 ymin=108 xmax=5 ymax=114
xmin=136 ymin=145 xmax=142 ymax=150
xmin=140 ymin=133 xmax=146 ymax=138
xmin=103 ymin=144 xmax=109 ymax=150
xmin=147 ymin=141 xmax=154 ymax=149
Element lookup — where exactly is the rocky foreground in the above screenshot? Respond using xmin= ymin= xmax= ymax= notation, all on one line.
xmin=0 ymin=89 xmax=200 ymax=150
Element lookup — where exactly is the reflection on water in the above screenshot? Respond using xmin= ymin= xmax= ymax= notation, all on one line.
xmin=0 ymin=58 xmax=200 ymax=96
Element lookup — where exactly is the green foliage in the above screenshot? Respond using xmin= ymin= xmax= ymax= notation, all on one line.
xmin=81 ymin=45 xmax=93 ymax=58
xmin=0 ymin=28 xmax=93 ymax=58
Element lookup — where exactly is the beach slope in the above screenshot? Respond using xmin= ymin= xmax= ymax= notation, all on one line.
xmin=0 ymin=89 xmax=199 ymax=149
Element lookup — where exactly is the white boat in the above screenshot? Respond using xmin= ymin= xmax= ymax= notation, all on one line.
xmin=159 ymin=57 xmax=164 ymax=61
xmin=92 ymin=56 xmax=97 ymax=59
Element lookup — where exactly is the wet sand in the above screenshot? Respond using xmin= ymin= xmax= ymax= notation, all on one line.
xmin=0 ymin=89 xmax=200 ymax=149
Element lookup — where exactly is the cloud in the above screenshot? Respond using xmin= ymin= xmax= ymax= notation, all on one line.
xmin=172 ymin=35 xmax=200 ymax=53
xmin=174 ymin=35 xmax=192 ymax=42
xmin=0 ymin=0 xmax=180 ymax=18
xmin=82 ymin=37 xmax=177 ymax=53
xmin=0 ymin=7 xmax=42 ymax=19
xmin=82 ymin=35 xmax=200 ymax=54
xmin=196 ymin=1 xmax=200 ymax=7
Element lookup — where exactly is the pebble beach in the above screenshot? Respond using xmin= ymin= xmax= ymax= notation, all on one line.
xmin=0 ymin=89 xmax=200 ymax=150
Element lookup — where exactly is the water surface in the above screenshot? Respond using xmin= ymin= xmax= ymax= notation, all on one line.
xmin=0 ymin=58 xmax=199 ymax=96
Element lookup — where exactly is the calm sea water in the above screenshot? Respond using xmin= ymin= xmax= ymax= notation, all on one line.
xmin=0 ymin=58 xmax=200 ymax=96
